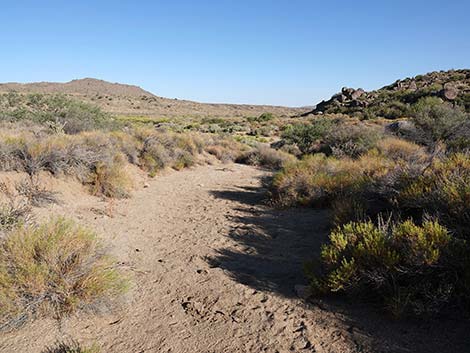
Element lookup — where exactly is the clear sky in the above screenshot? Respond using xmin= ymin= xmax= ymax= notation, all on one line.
xmin=0 ymin=0 xmax=469 ymax=106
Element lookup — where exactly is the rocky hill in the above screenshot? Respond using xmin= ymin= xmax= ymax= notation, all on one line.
xmin=0 ymin=78 xmax=306 ymax=118
xmin=0 ymin=78 xmax=153 ymax=98
xmin=304 ymin=69 xmax=470 ymax=119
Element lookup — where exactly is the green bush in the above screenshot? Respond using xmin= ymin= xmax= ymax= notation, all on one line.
xmin=309 ymin=219 xmax=469 ymax=317
xmin=281 ymin=118 xmax=334 ymax=154
xmin=246 ymin=112 xmax=276 ymax=123
xmin=410 ymin=97 xmax=469 ymax=148
xmin=0 ymin=93 xmax=115 ymax=134
xmin=326 ymin=123 xmax=382 ymax=158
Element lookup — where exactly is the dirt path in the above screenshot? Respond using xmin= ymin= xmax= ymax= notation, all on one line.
xmin=0 ymin=164 xmax=468 ymax=353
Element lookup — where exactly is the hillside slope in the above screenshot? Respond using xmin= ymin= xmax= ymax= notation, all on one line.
xmin=0 ymin=78 xmax=306 ymax=118
xmin=304 ymin=69 xmax=470 ymax=119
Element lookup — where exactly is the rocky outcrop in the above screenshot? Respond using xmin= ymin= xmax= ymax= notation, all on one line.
xmin=302 ymin=69 xmax=470 ymax=118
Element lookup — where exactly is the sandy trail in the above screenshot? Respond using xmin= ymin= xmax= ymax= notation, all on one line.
xmin=0 ymin=164 xmax=468 ymax=353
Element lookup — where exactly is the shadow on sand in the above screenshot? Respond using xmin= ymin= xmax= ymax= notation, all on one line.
xmin=207 ymin=181 xmax=470 ymax=353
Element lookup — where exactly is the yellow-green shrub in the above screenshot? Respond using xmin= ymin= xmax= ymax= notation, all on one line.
xmin=0 ymin=218 xmax=127 ymax=330
xmin=309 ymin=219 xmax=467 ymax=316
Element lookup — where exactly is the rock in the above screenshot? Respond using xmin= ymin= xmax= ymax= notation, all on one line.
xmin=294 ymin=284 xmax=313 ymax=299
xmin=270 ymin=140 xmax=286 ymax=149
xmin=143 ymin=183 xmax=149 ymax=188
xmin=441 ymin=86 xmax=459 ymax=100
xmin=385 ymin=120 xmax=417 ymax=135
xmin=341 ymin=87 xmax=354 ymax=96
xmin=338 ymin=94 xmax=348 ymax=103
xmin=351 ymin=88 xmax=365 ymax=100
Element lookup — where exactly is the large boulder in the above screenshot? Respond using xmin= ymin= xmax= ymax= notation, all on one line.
xmin=351 ymin=88 xmax=365 ymax=100
xmin=441 ymin=83 xmax=459 ymax=100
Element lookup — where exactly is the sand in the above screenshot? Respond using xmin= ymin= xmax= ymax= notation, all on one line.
xmin=0 ymin=164 xmax=468 ymax=353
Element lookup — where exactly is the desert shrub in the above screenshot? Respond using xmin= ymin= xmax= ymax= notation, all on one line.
xmin=376 ymin=137 xmax=427 ymax=163
xmin=172 ymin=150 xmax=195 ymax=170
xmin=0 ymin=134 xmax=104 ymax=177
xmin=281 ymin=118 xmax=382 ymax=158
xmin=0 ymin=93 xmax=115 ymax=134
xmin=204 ymin=135 xmax=246 ymax=163
xmin=0 ymin=201 xmax=31 ymax=236
xmin=107 ymin=131 xmax=141 ymax=165
xmin=137 ymin=131 xmax=200 ymax=175
xmin=15 ymin=177 xmax=58 ymax=207
xmin=0 ymin=218 xmax=127 ymax=330
xmin=247 ymin=112 xmax=276 ymax=123
xmin=447 ymin=120 xmax=470 ymax=152
xmin=368 ymin=99 xmax=409 ymax=120
xmin=236 ymin=144 xmax=296 ymax=169
xmin=281 ymin=118 xmax=334 ymax=154
xmin=410 ymin=97 xmax=469 ymax=148
xmin=140 ymin=137 xmax=172 ymax=175
xmin=42 ymin=340 xmax=100 ymax=353
xmin=309 ymin=219 xmax=469 ymax=317
xmin=326 ymin=123 xmax=382 ymax=158
xmin=0 ymin=182 xmax=32 ymax=236
xmin=270 ymin=152 xmax=391 ymax=209
xmin=398 ymin=153 xmax=470 ymax=236
xmin=88 ymin=153 xmax=132 ymax=198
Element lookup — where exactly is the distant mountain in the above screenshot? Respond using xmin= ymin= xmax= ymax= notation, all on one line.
xmin=303 ymin=69 xmax=470 ymax=119
xmin=0 ymin=78 xmax=306 ymax=118
xmin=0 ymin=78 xmax=154 ymax=98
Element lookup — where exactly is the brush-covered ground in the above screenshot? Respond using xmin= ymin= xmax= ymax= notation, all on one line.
xmin=1 ymin=70 xmax=470 ymax=352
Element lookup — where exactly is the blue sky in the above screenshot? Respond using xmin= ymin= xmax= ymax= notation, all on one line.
xmin=0 ymin=1 xmax=469 ymax=106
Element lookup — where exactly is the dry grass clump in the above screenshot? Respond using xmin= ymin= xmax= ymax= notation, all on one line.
xmin=270 ymin=152 xmax=391 ymax=208
xmin=87 ymin=154 xmax=132 ymax=198
xmin=204 ymin=135 xmax=247 ymax=163
xmin=376 ymin=137 xmax=427 ymax=163
xmin=399 ymin=153 xmax=470 ymax=235
xmin=136 ymin=129 xmax=202 ymax=176
xmin=0 ymin=217 xmax=127 ymax=330
xmin=236 ymin=144 xmax=296 ymax=169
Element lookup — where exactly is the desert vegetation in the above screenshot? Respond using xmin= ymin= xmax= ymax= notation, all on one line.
xmin=269 ymin=95 xmax=470 ymax=317
xmin=0 ymin=90 xmax=297 ymax=338
xmin=1 ymin=70 xmax=469 ymax=352
xmin=0 ymin=217 xmax=127 ymax=331
xmin=42 ymin=340 xmax=100 ymax=353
